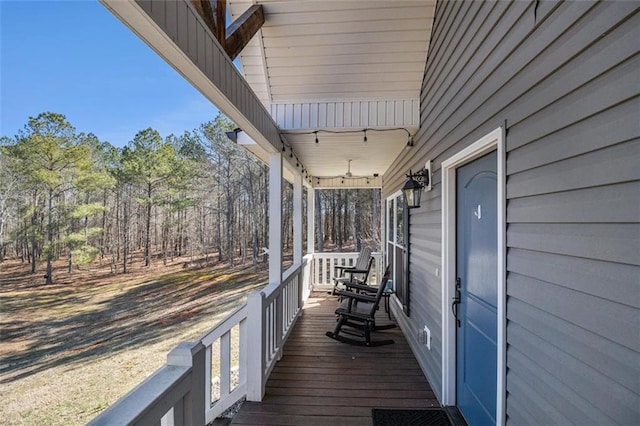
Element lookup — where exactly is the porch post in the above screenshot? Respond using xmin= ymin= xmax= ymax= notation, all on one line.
xmin=293 ymin=172 xmax=303 ymax=265
xmin=269 ymin=153 xmax=283 ymax=284
xmin=307 ymin=188 xmax=315 ymax=254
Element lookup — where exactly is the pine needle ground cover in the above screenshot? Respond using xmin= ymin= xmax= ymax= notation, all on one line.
xmin=0 ymin=257 xmax=266 ymax=425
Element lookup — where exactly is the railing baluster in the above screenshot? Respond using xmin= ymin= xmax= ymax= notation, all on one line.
xmin=282 ymin=288 xmax=287 ymax=331
xmin=239 ymin=318 xmax=247 ymax=388
xmin=220 ymin=332 xmax=231 ymax=399
xmin=314 ymin=256 xmax=319 ymax=285
xmin=205 ymin=345 xmax=212 ymax=406
xmin=266 ymin=303 xmax=272 ymax=361
xmin=276 ymin=293 xmax=283 ymax=360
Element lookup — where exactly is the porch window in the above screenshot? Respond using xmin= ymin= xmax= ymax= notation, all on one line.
xmin=386 ymin=192 xmax=409 ymax=315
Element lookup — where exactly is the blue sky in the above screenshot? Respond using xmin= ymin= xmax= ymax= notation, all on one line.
xmin=0 ymin=1 xmax=220 ymax=147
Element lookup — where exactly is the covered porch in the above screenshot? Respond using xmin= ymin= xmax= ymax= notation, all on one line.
xmin=232 ymin=291 xmax=438 ymax=425
xmin=91 ymin=1 xmax=439 ymax=425
xmin=91 ymin=1 xmax=640 ymax=425
xmin=89 ymin=252 xmax=439 ymax=425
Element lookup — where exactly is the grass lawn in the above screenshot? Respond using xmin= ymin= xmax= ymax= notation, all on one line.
xmin=0 ymin=256 xmax=267 ymax=425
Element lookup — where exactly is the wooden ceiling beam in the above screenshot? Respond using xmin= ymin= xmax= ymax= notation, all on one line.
xmin=191 ymin=0 xmax=217 ymax=39
xmin=225 ymin=4 xmax=264 ymax=60
xmin=214 ymin=0 xmax=227 ymax=51
xmin=192 ymin=1 xmax=264 ymax=60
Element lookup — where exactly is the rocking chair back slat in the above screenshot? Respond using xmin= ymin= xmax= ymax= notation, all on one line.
xmin=353 ymin=247 xmax=372 ymax=270
xmin=332 ymin=247 xmax=374 ymax=295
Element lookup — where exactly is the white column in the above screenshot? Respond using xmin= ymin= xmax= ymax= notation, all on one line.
xmin=293 ymin=172 xmax=303 ymax=265
xmin=269 ymin=153 xmax=282 ymax=285
xmin=246 ymin=291 xmax=265 ymax=401
xmin=307 ymin=188 xmax=315 ymax=254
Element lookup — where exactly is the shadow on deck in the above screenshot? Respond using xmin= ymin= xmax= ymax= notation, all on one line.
xmin=231 ymin=291 xmax=439 ymax=425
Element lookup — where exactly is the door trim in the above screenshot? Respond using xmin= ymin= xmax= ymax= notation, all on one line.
xmin=440 ymin=127 xmax=506 ymax=425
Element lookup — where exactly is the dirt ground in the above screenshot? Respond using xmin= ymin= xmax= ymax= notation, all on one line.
xmin=0 ymin=256 xmax=267 ymax=425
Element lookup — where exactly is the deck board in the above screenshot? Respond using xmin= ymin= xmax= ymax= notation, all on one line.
xmin=231 ymin=292 xmax=439 ymax=425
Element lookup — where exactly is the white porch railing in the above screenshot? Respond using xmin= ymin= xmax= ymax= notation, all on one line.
xmin=312 ymin=251 xmax=384 ymax=286
xmin=89 ymin=251 xmax=382 ymax=425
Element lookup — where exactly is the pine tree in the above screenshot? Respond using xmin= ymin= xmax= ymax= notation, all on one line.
xmin=3 ymin=112 xmax=103 ymax=283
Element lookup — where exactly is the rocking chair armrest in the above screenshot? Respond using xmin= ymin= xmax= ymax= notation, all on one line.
xmin=345 ymin=268 xmax=369 ymax=274
xmin=344 ymin=282 xmax=378 ymax=293
xmin=334 ymin=266 xmax=368 ymax=274
xmin=334 ymin=265 xmax=353 ymax=272
xmin=334 ymin=289 xmax=376 ymax=304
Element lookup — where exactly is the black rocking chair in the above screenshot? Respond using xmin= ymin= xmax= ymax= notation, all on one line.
xmin=326 ymin=266 xmax=395 ymax=347
xmin=332 ymin=246 xmax=373 ymax=295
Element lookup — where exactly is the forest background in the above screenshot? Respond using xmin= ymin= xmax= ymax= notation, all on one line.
xmin=0 ymin=111 xmax=380 ymax=424
xmin=0 ymin=111 xmax=381 ymax=284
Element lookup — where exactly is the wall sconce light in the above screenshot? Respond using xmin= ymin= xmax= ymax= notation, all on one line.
xmin=225 ymin=128 xmax=241 ymax=142
xmin=402 ymin=161 xmax=432 ymax=209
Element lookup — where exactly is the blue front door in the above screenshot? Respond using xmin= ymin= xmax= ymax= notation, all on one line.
xmin=456 ymin=151 xmax=498 ymax=425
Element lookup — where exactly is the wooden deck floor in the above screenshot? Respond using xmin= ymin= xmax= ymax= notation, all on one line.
xmin=231 ymin=292 xmax=439 ymax=425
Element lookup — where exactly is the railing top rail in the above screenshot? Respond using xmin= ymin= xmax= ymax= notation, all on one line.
xmin=312 ymin=252 xmax=382 ymax=261
xmin=313 ymin=252 xmax=359 ymax=257
xmin=312 ymin=251 xmax=382 ymax=255
xmin=88 ymin=365 xmax=191 ymax=426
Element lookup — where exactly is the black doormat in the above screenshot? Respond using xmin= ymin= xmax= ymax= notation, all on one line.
xmin=372 ymin=409 xmax=451 ymax=426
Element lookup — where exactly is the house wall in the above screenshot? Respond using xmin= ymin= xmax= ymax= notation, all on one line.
xmin=383 ymin=1 xmax=639 ymax=423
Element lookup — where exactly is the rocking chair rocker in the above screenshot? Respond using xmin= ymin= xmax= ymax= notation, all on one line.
xmin=326 ymin=266 xmax=395 ymax=347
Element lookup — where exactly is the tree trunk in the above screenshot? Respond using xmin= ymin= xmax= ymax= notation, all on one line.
xmin=30 ymin=192 xmax=38 ymax=274
xmin=331 ymin=191 xmax=336 ymax=245
xmin=45 ymin=189 xmax=53 ymax=284
xmin=123 ymin=188 xmax=129 ymax=274
xmin=315 ymin=190 xmax=323 ymax=252
xmin=372 ymin=189 xmax=381 ymax=248
xmin=344 ymin=190 xmax=350 ymax=245
xmin=100 ymin=190 xmax=107 ymax=260
xmin=144 ymin=182 xmax=152 ymax=267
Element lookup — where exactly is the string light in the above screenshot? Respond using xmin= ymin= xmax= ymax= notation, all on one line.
xmin=278 ymin=128 xmax=413 ymax=183
xmin=281 ymin=127 xmax=413 ymax=145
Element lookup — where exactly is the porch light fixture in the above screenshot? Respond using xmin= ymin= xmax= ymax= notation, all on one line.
xmin=402 ymin=161 xmax=432 ymax=209
xmin=225 ymin=128 xmax=241 ymax=142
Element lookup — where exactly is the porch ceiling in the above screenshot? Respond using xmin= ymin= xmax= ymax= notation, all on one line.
xmin=228 ymin=0 xmax=435 ymax=182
